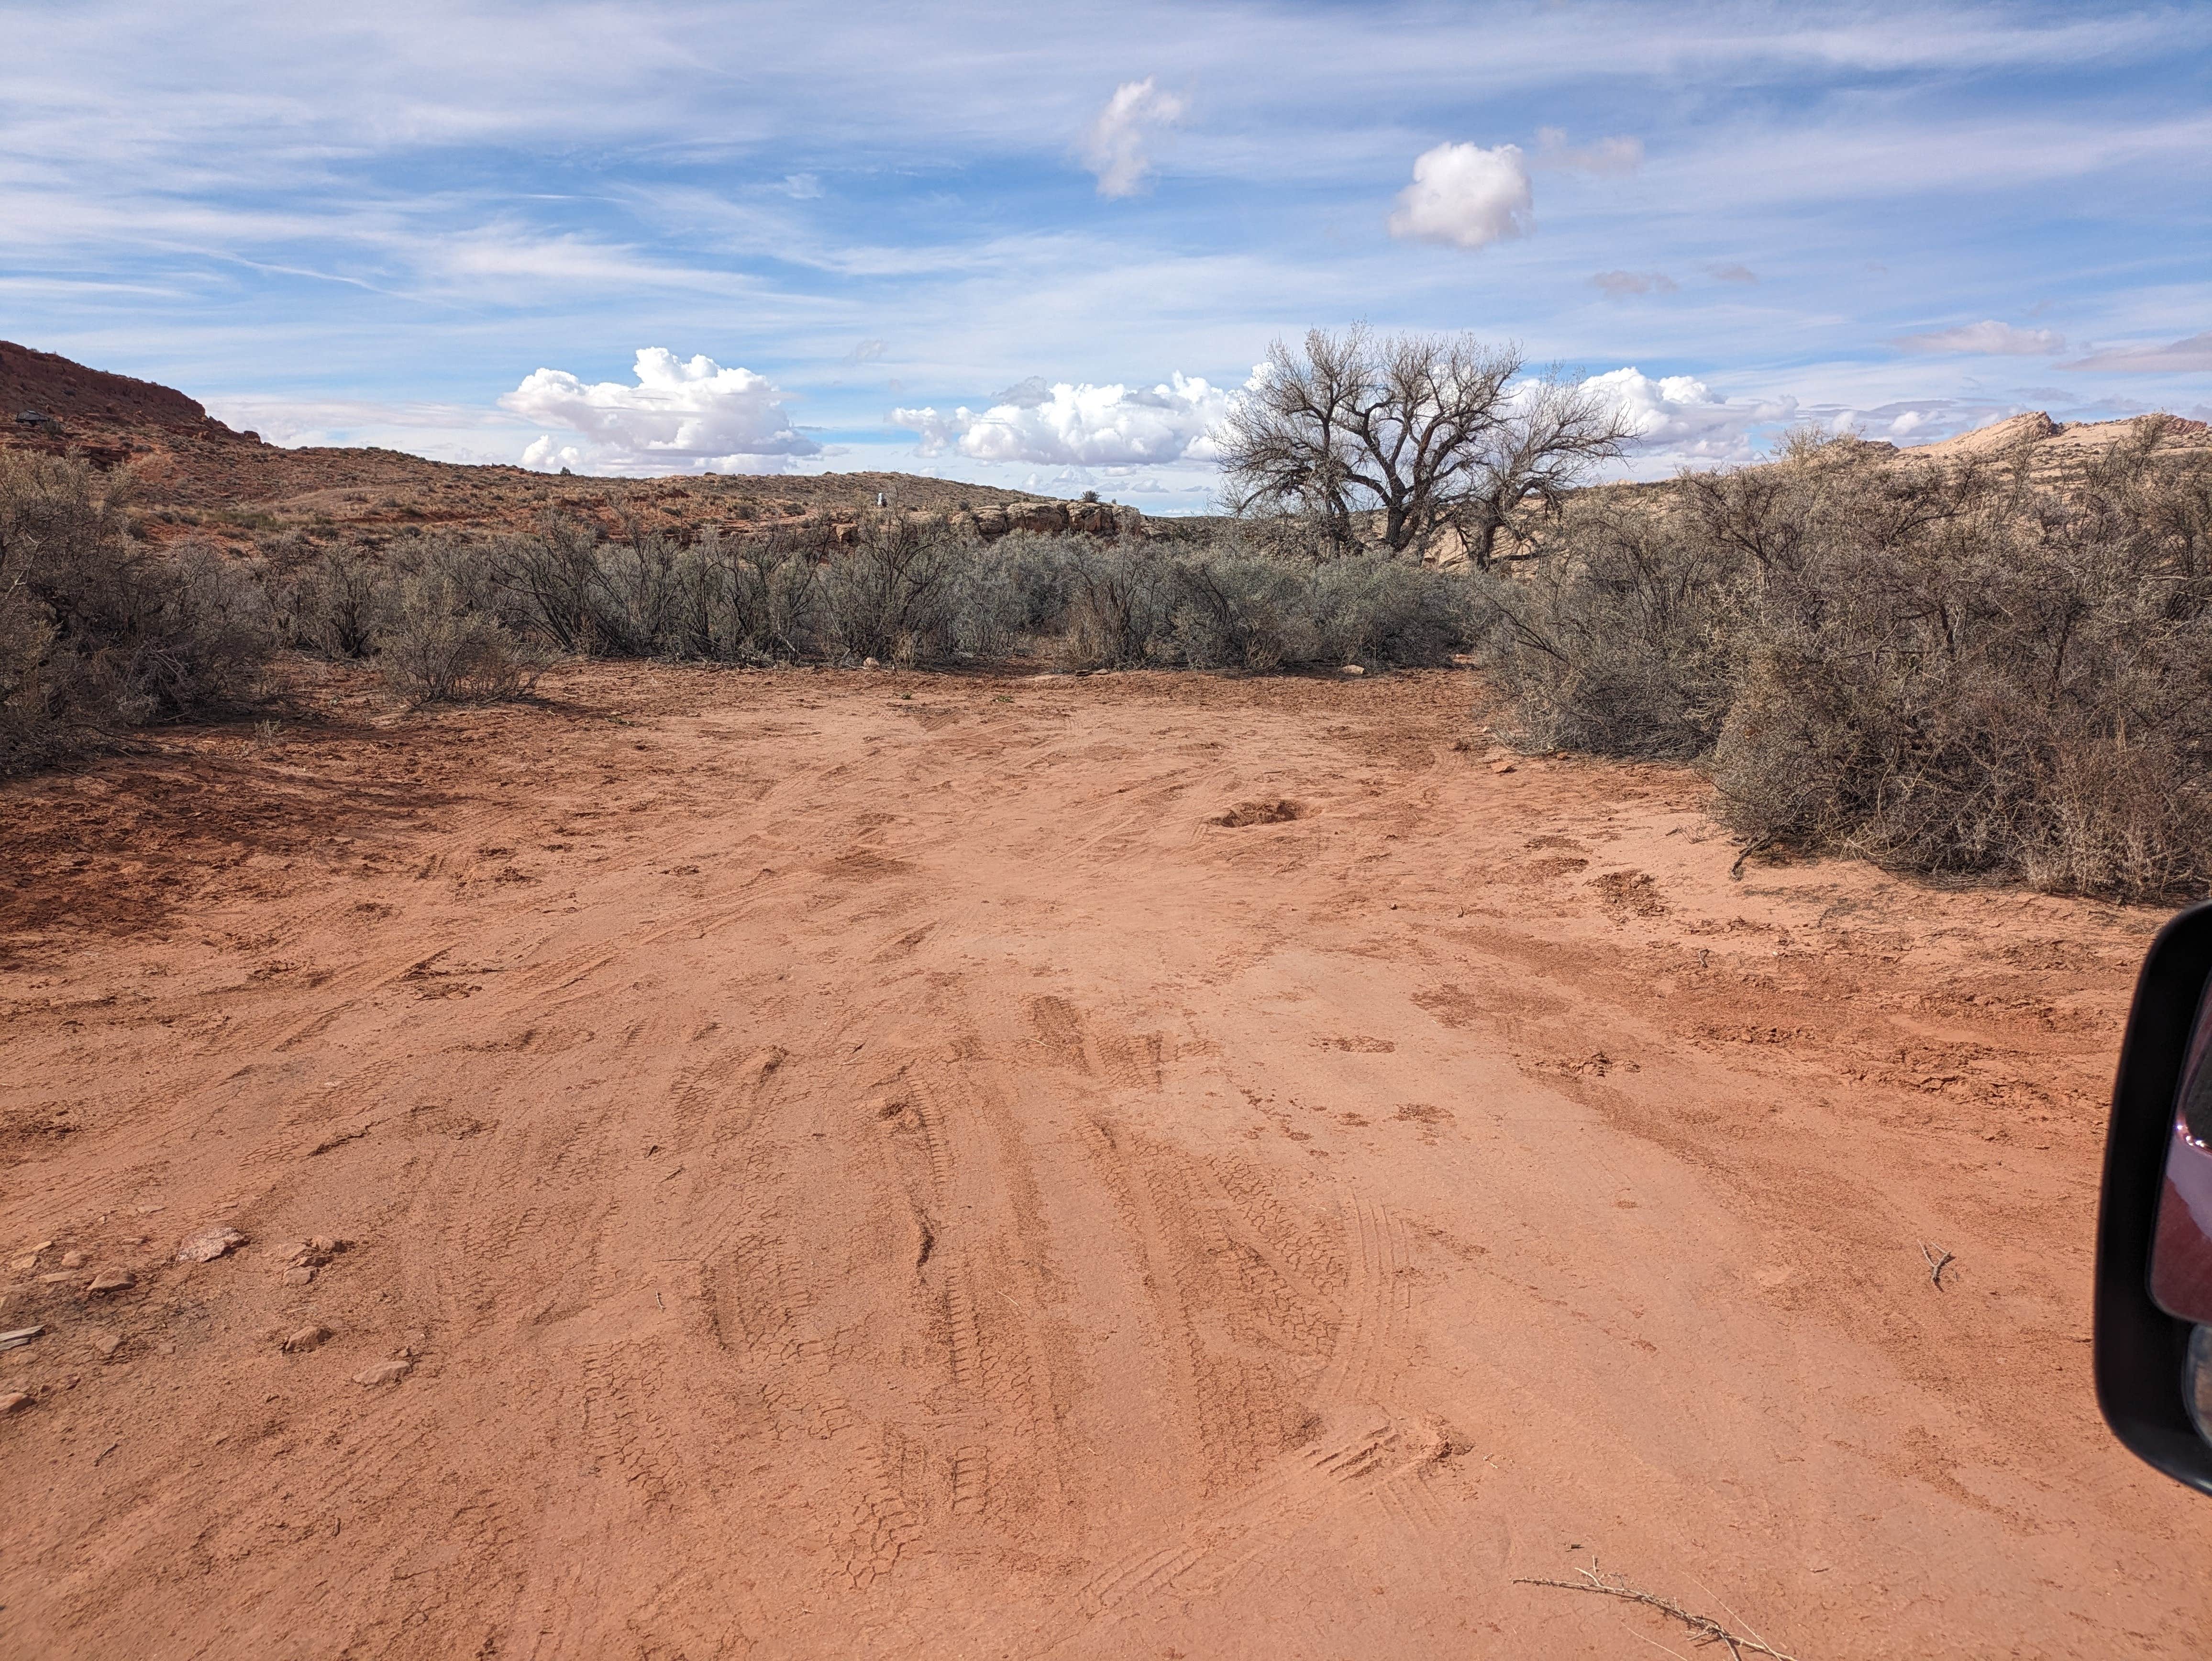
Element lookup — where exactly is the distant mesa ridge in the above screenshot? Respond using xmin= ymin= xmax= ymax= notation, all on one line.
xmin=1 ymin=339 xmax=240 ymax=434
xmin=4 ymin=341 xmax=2203 ymax=554
xmin=1900 ymin=408 xmax=2210 ymax=469
xmin=0 ymin=341 xmax=1149 ymax=547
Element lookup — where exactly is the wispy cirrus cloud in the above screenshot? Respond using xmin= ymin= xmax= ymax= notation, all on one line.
xmin=1891 ymin=320 xmax=2067 ymax=355
xmin=1083 ymin=77 xmax=1187 ymax=198
xmin=1532 ymin=127 xmax=1643 ymax=176
xmin=2060 ymin=332 xmax=2212 ymax=373
xmin=1591 ymin=270 xmax=1678 ymax=299
xmin=3 ymin=1 xmax=2208 ymax=510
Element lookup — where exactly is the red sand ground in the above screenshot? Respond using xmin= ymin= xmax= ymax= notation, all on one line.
xmin=2 ymin=664 xmax=2207 ymax=1659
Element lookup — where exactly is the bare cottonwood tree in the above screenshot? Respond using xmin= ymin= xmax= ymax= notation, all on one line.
xmin=1218 ymin=326 xmax=1633 ymax=565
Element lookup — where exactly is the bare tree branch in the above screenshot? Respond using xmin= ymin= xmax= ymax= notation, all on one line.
xmin=1219 ymin=327 xmax=1633 ymax=564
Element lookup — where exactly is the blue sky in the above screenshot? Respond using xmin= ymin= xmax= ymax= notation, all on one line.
xmin=4 ymin=0 xmax=2208 ymax=509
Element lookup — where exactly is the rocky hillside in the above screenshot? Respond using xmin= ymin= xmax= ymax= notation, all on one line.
xmin=1 ymin=340 xmax=254 ymax=471
xmin=1906 ymin=409 xmax=2212 ymax=475
xmin=1458 ymin=408 xmax=2212 ymax=569
xmin=9 ymin=343 xmax=2202 ymax=563
xmin=0 ymin=343 xmax=1144 ymax=552
xmin=0 ymin=340 xmax=226 ymax=433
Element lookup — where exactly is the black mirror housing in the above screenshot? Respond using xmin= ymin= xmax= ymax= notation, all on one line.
xmin=2097 ymin=899 xmax=2212 ymax=1495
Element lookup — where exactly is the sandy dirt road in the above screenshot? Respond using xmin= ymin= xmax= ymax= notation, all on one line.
xmin=2 ymin=664 xmax=2207 ymax=1659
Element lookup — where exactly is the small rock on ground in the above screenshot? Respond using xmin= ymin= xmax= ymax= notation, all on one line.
xmin=88 ymin=1329 xmax=121 ymax=1357
xmin=0 ymin=1390 xmax=30 ymax=1414
xmin=87 ymin=1271 xmax=134 ymax=1294
xmin=353 ymin=1359 xmax=410 ymax=1386
xmin=273 ymin=1237 xmax=349 ymax=1270
xmin=281 ymin=1325 xmax=331 ymax=1353
xmin=175 ymin=1227 xmax=247 ymax=1264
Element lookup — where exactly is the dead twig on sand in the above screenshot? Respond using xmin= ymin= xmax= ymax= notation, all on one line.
xmin=1921 ymin=1242 xmax=1955 ymax=1289
xmin=1729 ymin=833 xmax=1776 ymax=881
xmin=308 ymin=1123 xmax=373 ymax=1157
xmin=1515 ymin=1560 xmax=1799 ymax=1660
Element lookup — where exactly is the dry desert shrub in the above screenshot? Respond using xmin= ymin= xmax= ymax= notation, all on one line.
xmin=0 ymin=453 xmax=275 ymax=774
xmin=1307 ymin=554 xmax=1480 ymax=668
xmin=379 ymin=543 xmax=547 ymax=703
xmin=1473 ymin=488 xmax=1747 ymax=759
xmin=669 ymin=526 xmax=826 ymax=661
xmin=1055 ymin=541 xmax=1181 ymax=669
xmin=478 ymin=515 xmax=684 ymax=656
xmin=1018 ymin=534 xmax=1472 ymax=672
xmin=0 ymin=492 xmax=1485 ymax=769
xmin=305 ymin=516 xmax=1479 ymax=679
xmin=1481 ymin=424 xmax=2212 ymax=900
xmin=820 ymin=516 xmax=966 ymax=665
xmin=284 ymin=545 xmax=389 ymax=658
xmin=1169 ymin=554 xmax=1314 ymax=670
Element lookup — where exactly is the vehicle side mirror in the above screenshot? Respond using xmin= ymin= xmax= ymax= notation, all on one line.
xmin=2097 ymin=899 xmax=2212 ymax=1494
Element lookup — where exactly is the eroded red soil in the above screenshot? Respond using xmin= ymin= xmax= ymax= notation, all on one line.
xmin=1 ymin=666 xmax=2203 ymax=1658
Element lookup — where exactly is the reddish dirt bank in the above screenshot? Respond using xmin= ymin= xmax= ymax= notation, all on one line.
xmin=1 ymin=666 xmax=2205 ymax=1659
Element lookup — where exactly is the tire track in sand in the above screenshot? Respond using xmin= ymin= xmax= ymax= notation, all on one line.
xmin=889 ymin=1063 xmax=1072 ymax=1543
xmin=1021 ymin=1013 xmax=1445 ymax=1654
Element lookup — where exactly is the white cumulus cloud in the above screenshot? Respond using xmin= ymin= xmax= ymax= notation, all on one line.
xmin=1891 ymin=320 xmax=2067 ymax=355
xmin=891 ymin=371 xmax=1243 ymax=467
xmin=1583 ymin=367 xmax=1801 ymax=466
xmin=1387 ymin=142 xmax=1534 ymax=251
xmin=1083 ymin=77 xmax=1187 ymax=198
xmin=500 ymin=348 xmax=820 ymax=475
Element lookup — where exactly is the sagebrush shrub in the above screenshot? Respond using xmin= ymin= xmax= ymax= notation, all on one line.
xmin=1481 ymin=426 xmax=2212 ymax=899
xmin=285 ymin=545 xmax=389 ymax=658
xmin=1473 ymin=492 xmax=1749 ymax=759
xmin=1171 ymin=555 xmax=1313 ymax=670
xmin=381 ymin=557 xmax=544 ymax=703
xmin=1309 ymin=556 xmax=1477 ymax=668
xmin=822 ymin=518 xmax=965 ymax=664
xmin=0 ymin=454 xmax=275 ymax=774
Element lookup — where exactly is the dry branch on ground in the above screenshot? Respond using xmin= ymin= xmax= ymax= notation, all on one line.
xmin=1515 ymin=1560 xmax=1800 ymax=1660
